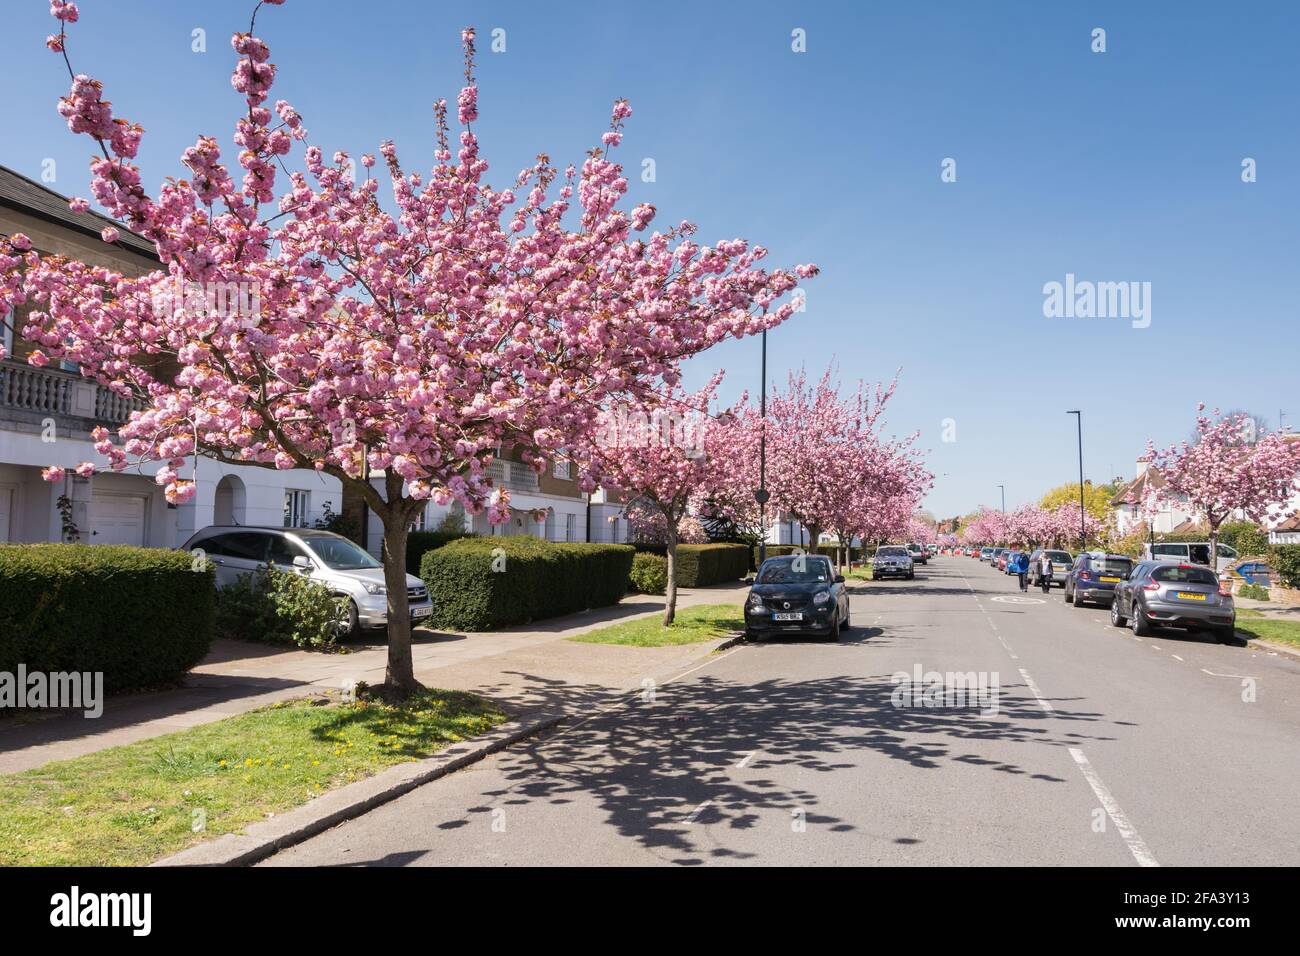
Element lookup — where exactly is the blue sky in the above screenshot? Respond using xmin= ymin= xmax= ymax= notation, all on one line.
xmin=3 ymin=0 xmax=1297 ymax=518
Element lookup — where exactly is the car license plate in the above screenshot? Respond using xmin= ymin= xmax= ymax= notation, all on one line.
xmin=1100 ymin=576 xmax=1120 ymax=583
xmin=1176 ymin=592 xmax=1206 ymax=601
xmin=411 ymin=605 xmax=433 ymax=619
xmin=773 ymin=612 xmax=803 ymax=622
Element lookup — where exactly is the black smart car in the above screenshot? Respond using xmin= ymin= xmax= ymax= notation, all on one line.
xmin=744 ymin=554 xmax=850 ymax=641
xmin=1064 ymin=552 xmax=1133 ymax=608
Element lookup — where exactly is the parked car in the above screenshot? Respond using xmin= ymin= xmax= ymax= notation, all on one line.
xmin=990 ymin=547 xmax=1006 ymax=568
xmin=182 ymin=526 xmax=433 ymax=636
xmin=745 ymin=554 xmax=850 ymax=641
xmin=979 ymin=547 xmax=994 ymax=562
xmin=1141 ymin=542 xmax=1238 ymax=574
xmin=873 ymin=545 xmax=915 ymax=580
xmin=995 ymin=548 xmax=1011 ymax=571
xmin=907 ymin=542 xmax=929 ymax=565
xmin=1110 ymin=560 xmax=1236 ymax=643
xmin=1064 ymin=553 xmax=1133 ymax=608
xmin=1002 ymin=550 xmax=1023 ymax=574
xmin=1027 ymin=549 xmax=1074 ymax=588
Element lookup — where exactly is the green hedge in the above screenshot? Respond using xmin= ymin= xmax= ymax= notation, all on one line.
xmin=630 ymin=552 xmax=668 ymax=595
xmin=0 ymin=544 xmax=215 ymax=695
xmin=675 ymin=543 xmax=749 ymax=587
xmin=1271 ymin=545 xmax=1300 ymax=589
xmin=419 ymin=536 xmax=633 ymax=631
xmin=752 ymin=544 xmax=859 ymax=567
xmin=405 ymin=530 xmax=476 ymax=576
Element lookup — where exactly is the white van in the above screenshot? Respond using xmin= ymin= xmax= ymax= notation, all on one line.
xmin=1141 ymin=541 xmax=1237 ymax=574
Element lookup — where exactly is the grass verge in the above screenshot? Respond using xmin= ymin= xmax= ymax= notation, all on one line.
xmin=1235 ymin=609 xmax=1300 ymax=650
xmin=569 ymin=603 xmax=744 ymax=647
xmin=0 ymin=688 xmax=506 ymax=866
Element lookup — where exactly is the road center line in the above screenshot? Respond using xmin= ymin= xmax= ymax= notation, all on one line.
xmin=1068 ymin=747 xmax=1160 ymax=867
xmin=1018 ymin=667 xmax=1054 ymax=713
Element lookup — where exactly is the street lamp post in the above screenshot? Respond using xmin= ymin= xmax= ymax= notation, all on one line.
xmin=755 ymin=328 xmax=769 ymax=568
xmin=998 ymin=484 xmax=1005 ymax=513
xmin=1067 ymin=410 xmax=1085 ymax=551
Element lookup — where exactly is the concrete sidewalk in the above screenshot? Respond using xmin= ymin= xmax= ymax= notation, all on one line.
xmin=0 ymin=583 xmax=748 ymax=774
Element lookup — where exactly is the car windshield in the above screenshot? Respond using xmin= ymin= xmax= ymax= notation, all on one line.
xmin=1046 ymin=551 xmax=1072 ymax=562
xmin=757 ymin=558 xmax=832 ymax=584
xmin=301 ymin=534 xmax=382 ymax=570
xmin=1152 ymin=565 xmax=1218 ymax=586
xmin=876 ymin=547 xmax=908 ymax=557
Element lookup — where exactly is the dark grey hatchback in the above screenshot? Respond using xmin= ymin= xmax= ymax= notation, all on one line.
xmin=744 ymin=554 xmax=850 ymax=641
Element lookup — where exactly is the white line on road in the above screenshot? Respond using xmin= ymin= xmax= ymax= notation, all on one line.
xmin=1171 ymin=655 xmax=1183 ymax=662
xmin=1201 ymin=668 xmax=1258 ymax=680
xmin=683 ymin=800 xmax=713 ymax=825
xmin=1068 ymin=748 xmax=1160 ymax=867
xmin=1018 ymin=668 xmax=1054 ymax=713
xmin=734 ymin=751 xmax=758 ymax=769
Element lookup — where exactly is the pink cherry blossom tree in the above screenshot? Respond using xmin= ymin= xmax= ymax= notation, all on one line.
xmin=586 ymin=376 xmax=748 ymax=624
xmin=1147 ymin=406 xmax=1300 ymax=569
xmin=0 ymin=2 xmax=815 ymax=692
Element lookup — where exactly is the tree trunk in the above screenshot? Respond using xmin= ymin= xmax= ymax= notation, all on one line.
xmin=663 ymin=523 xmax=679 ymax=626
xmin=807 ymin=524 xmax=822 ymax=557
xmin=1209 ymin=522 xmax=1220 ymax=578
xmin=379 ymin=510 xmax=420 ymax=693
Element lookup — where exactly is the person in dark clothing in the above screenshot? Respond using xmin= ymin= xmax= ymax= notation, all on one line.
xmin=1038 ymin=550 xmax=1054 ymax=594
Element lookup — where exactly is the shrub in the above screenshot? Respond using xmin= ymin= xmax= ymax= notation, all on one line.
xmin=1237 ymin=583 xmax=1270 ymax=602
xmin=1270 ymin=545 xmax=1300 ymax=589
xmin=675 ymin=543 xmax=749 ymax=587
xmin=1219 ymin=522 xmax=1269 ymax=557
xmin=420 ymin=536 xmax=633 ymax=631
xmin=215 ymin=564 xmax=344 ymax=649
xmin=406 ymin=528 xmax=476 ymax=575
xmin=630 ymin=552 xmax=668 ymax=594
xmin=0 ymin=544 xmax=215 ymax=694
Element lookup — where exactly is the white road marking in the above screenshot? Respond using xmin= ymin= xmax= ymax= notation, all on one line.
xmin=1201 ymin=668 xmax=1258 ymax=680
xmin=683 ymin=800 xmax=712 ymax=825
xmin=1018 ymin=668 xmax=1054 ymax=713
xmin=734 ymin=751 xmax=758 ymax=769
xmin=1068 ymin=748 xmax=1160 ymax=867
xmin=1171 ymin=654 xmax=1183 ymax=662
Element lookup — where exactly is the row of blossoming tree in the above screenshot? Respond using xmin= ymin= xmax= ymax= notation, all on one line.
xmin=0 ymin=1 xmax=822 ymax=692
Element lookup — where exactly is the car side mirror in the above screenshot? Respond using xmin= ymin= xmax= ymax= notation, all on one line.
xmin=292 ymin=555 xmax=313 ymax=571
xmin=834 ymin=575 xmax=845 ymax=584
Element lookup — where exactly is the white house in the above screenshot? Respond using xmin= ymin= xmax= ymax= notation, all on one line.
xmin=0 ymin=164 xmax=340 ymax=548
xmin=1110 ymin=456 xmax=1198 ymax=537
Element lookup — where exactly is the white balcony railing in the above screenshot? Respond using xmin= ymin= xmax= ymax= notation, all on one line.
xmin=487 ymin=457 xmax=540 ymax=495
xmin=0 ymin=361 xmax=144 ymax=425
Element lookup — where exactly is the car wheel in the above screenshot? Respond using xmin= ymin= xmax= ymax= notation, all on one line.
xmin=1131 ymin=601 xmax=1152 ymax=637
xmin=337 ymin=599 xmax=361 ymax=640
xmin=1064 ymin=587 xmax=1074 ymax=604
xmin=1110 ymin=598 xmax=1127 ymax=628
xmin=906 ymin=571 xmax=915 ymax=580
xmin=1215 ymin=625 xmax=1237 ymax=645
xmin=745 ymin=629 xmax=763 ymax=643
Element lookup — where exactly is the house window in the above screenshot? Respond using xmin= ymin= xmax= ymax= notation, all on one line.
xmin=0 ymin=314 xmax=11 ymax=360
xmin=565 ymin=513 xmax=576 ymax=542
xmin=284 ymin=489 xmax=310 ymax=528
xmin=553 ymin=459 xmax=571 ymax=480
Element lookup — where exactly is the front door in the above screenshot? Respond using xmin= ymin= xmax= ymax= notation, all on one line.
xmin=0 ymin=484 xmax=14 ymax=542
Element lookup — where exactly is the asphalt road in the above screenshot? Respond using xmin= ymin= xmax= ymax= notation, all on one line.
xmin=262 ymin=557 xmax=1300 ymax=866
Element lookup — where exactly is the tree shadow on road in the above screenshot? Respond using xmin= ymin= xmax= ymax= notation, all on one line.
xmin=421 ymin=658 xmax=1115 ymax=865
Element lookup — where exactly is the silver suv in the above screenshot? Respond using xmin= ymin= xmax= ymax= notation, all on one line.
xmin=873 ymin=546 xmax=915 ymax=580
xmin=182 ymin=526 xmax=432 ymax=635
xmin=1110 ymin=560 xmax=1235 ymax=643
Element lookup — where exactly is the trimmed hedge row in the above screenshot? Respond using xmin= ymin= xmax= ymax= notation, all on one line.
xmin=405 ymin=530 xmax=476 ymax=576
xmin=674 ymin=543 xmax=749 ymax=587
xmin=0 ymin=544 xmax=215 ymax=694
xmin=753 ymin=544 xmax=862 ymax=566
xmin=1271 ymin=545 xmax=1300 ymax=589
xmin=419 ymin=536 xmax=634 ymax=631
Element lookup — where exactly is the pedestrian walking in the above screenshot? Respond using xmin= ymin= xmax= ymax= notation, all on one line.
xmin=1012 ymin=549 xmax=1030 ymax=591
xmin=1039 ymin=550 xmax=1053 ymax=594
